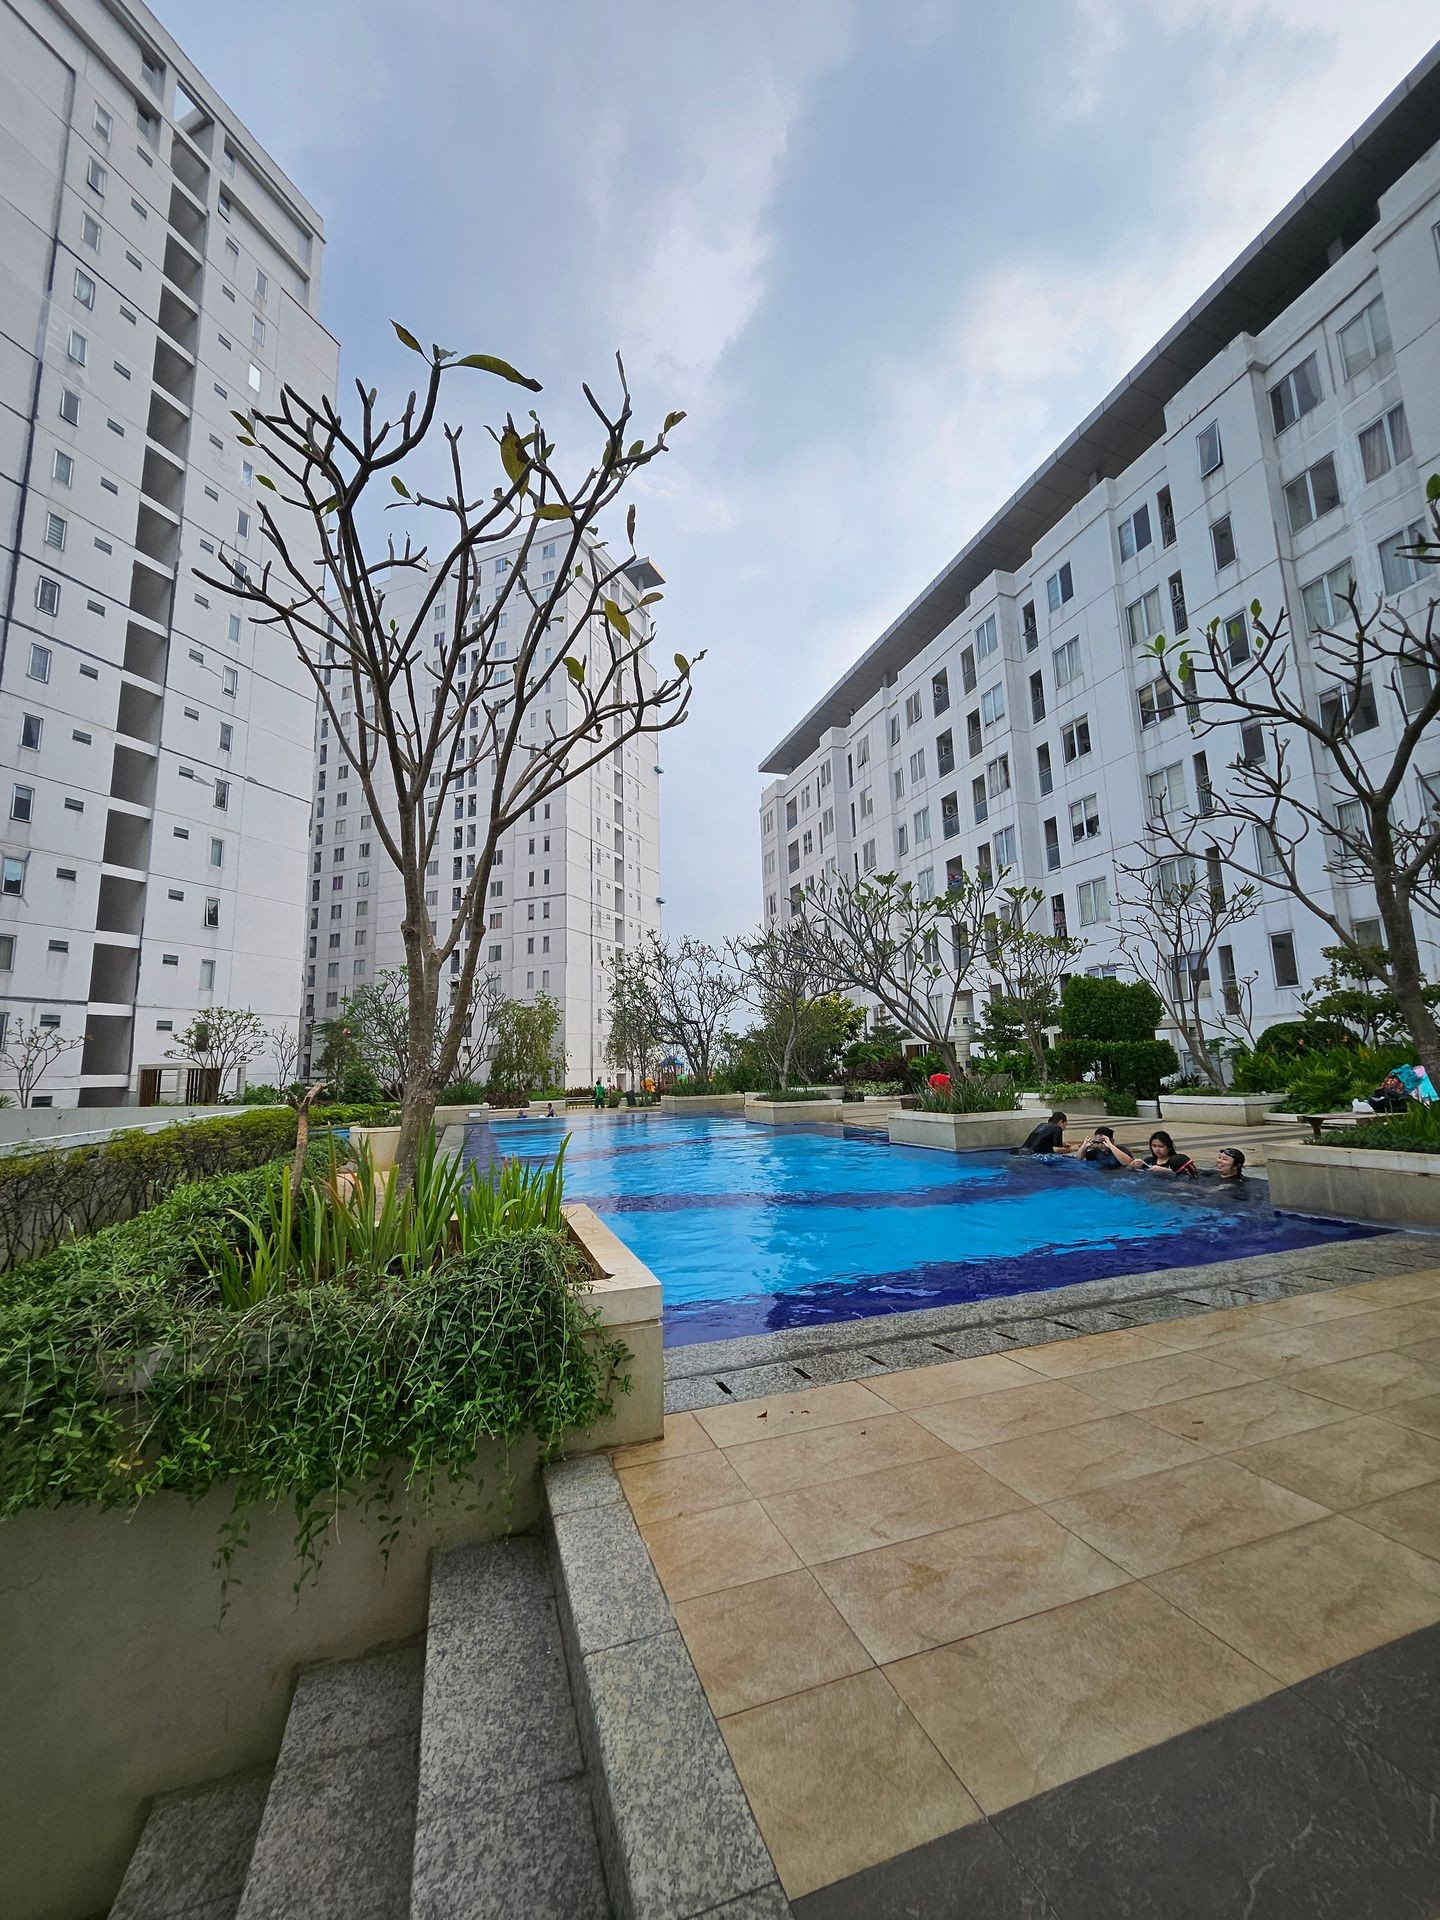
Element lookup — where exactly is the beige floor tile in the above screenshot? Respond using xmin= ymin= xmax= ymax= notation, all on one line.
xmin=721 ymin=1669 xmax=980 ymax=1899
xmin=1066 ymin=1350 xmax=1252 ymax=1412
xmin=762 ymin=1450 xmax=1026 ymax=1564
xmin=1381 ymin=1393 xmax=1440 ymax=1439
xmin=611 ymin=1410 xmax=715 ymax=1469
xmin=1007 ymin=1325 xmax=1183 ymax=1377
xmin=725 ymin=1412 xmax=950 ymax=1500
xmin=813 ymin=1506 xmax=1129 ymax=1662
xmin=886 ymin=1583 xmax=1275 ymax=1814
xmin=1150 ymin=1514 xmax=1440 ymax=1684
xmin=1208 ymin=1307 xmax=1440 ymax=1381
xmin=968 ymin=1413 xmax=1207 ymax=1504
xmin=1047 ymin=1457 xmax=1329 ymax=1577
xmin=1134 ymin=1305 xmax=1275 ymax=1351
xmin=1228 ymin=1413 xmax=1440 ymax=1509
xmin=1287 ymin=1347 xmax=1440 ymax=1413
xmin=1326 ymin=1272 xmax=1440 ymax=1309
xmin=694 ymin=1380 xmax=889 ymax=1449
xmin=1136 ymin=1379 xmax=1350 ymax=1453
xmin=909 ymin=1379 xmax=1107 ymax=1452
xmin=1350 ymin=1481 xmax=1440 ymax=1562
xmin=865 ymin=1352 xmax=1038 ymax=1409
xmin=618 ymin=1450 xmax=751 ymax=1527
xmin=674 ymin=1568 xmax=871 ymax=1716
xmin=639 ymin=1497 xmax=800 ymax=1602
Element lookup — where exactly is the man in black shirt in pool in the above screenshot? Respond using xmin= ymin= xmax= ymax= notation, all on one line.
xmin=1077 ymin=1124 xmax=1128 ymax=1166
xmin=1018 ymin=1111 xmax=1068 ymax=1154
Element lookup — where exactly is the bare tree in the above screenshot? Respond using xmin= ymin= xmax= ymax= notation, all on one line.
xmin=167 ymin=1007 xmax=267 ymax=1102
xmin=734 ymin=920 xmax=823 ymax=1089
xmin=638 ymin=933 xmax=746 ymax=1087
xmin=1151 ymin=484 xmax=1440 ymax=1079
xmin=604 ymin=947 xmax=661 ymax=1088
xmin=1113 ymin=854 xmax=1260 ymax=1085
xmin=980 ymin=887 xmax=1082 ymax=1069
xmin=270 ymin=1024 xmax=301 ymax=1091
xmin=0 ymin=1022 xmax=77 ymax=1108
xmin=341 ymin=966 xmax=500 ymax=1095
xmin=200 ymin=325 xmax=699 ymax=1184
xmin=798 ymin=872 xmax=1004 ymax=1078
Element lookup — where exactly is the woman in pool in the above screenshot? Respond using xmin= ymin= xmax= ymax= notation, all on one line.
xmin=1108 ymin=1129 xmax=1198 ymax=1176
xmin=1212 ymin=1146 xmax=1246 ymax=1181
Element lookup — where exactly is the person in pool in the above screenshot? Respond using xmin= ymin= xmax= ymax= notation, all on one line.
xmin=1076 ymin=1125 xmax=1130 ymax=1167
xmin=1211 ymin=1146 xmax=1246 ymax=1181
xmin=1129 ymin=1129 xmax=1198 ymax=1177
xmin=1017 ymin=1110 xmax=1069 ymax=1154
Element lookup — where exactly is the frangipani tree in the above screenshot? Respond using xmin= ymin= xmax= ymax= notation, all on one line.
xmin=200 ymin=327 xmax=700 ymax=1184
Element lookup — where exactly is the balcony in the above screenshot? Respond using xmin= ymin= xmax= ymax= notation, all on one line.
xmin=79 ymin=1012 xmax=134 ymax=1080
xmin=153 ymin=337 xmax=196 ymax=408
xmin=162 ymin=233 xmax=202 ymax=302
xmin=157 ymin=284 xmax=198 ymax=356
xmin=110 ymin=744 xmax=158 ymax=811
xmin=135 ymin=501 xmax=180 ymax=572
xmin=169 ymin=134 xmax=210 ymax=201
xmin=140 ymin=444 xmax=186 ymax=516
xmin=102 ymin=808 xmax=152 ymax=868
xmin=146 ymin=389 xmax=190 ymax=459
xmin=116 ymin=680 xmax=163 ymax=747
xmin=96 ymin=873 xmax=146 ymax=938
xmin=166 ymin=183 xmax=208 ymax=251
xmin=87 ymin=940 xmax=140 ymax=1006
xmin=128 ymin=558 xmax=173 ymax=629
xmin=123 ymin=620 xmax=169 ymax=686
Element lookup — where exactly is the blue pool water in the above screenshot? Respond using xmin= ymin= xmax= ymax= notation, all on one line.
xmin=466 ymin=1112 xmax=1382 ymax=1347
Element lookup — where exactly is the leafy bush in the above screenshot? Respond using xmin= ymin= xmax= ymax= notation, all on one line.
xmin=1060 ymin=976 xmax=1164 ymax=1041
xmin=439 ymin=1079 xmax=490 ymax=1104
xmin=1049 ymin=1037 xmax=1179 ymax=1096
xmin=915 ymin=1075 xmax=1020 ymax=1114
xmin=1253 ymin=1018 xmax=1359 ymax=1062
xmin=1104 ymin=1089 xmax=1139 ymax=1117
xmin=1320 ymin=1103 xmax=1440 ymax=1154
xmin=0 ymin=1110 xmax=299 ymax=1272
xmin=749 ymin=1088 xmax=834 ymax=1103
xmin=841 ymin=1079 xmax=904 ymax=1100
xmin=969 ymin=1049 xmax=1036 ymax=1082
xmin=904 ymin=1051 xmax=949 ymax=1088
xmin=238 ymin=1084 xmax=282 ymax=1105
xmin=310 ymin=1103 xmax=399 ymax=1129
xmin=1037 ymin=1082 xmax=1104 ymax=1103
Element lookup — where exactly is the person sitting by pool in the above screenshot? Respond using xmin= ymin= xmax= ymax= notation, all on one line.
xmin=1211 ymin=1146 xmax=1246 ymax=1181
xmin=1368 ymin=1072 xmax=1410 ymax=1114
xmin=545 ymin=1102 xmax=556 ymax=1118
xmin=1124 ymin=1129 xmax=1198 ymax=1177
xmin=1076 ymin=1125 xmax=1129 ymax=1167
xmin=1017 ymin=1110 xmax=1068 ymax=1154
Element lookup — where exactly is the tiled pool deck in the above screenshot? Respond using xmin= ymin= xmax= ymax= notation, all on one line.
xmin=612 ymin=1246 xmax=1440 ymax=1915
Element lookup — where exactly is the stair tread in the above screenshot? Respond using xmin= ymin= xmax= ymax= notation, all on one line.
xmin=110 ymin=1771 xmax=270 ymax=1920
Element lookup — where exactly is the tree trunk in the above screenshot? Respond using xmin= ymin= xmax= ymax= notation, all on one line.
xmin=1373 ymin=870 xmax=1439 ymax=1084
xmin=396 ymin=929 xmax=442 ymax=1190
xmin=779 ymin=1021 xmax=798 ymax=1090
xmin=1021 ymin=1015 xmax=1048 ymax=1074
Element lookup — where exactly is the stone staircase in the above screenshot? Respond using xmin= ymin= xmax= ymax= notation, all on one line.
xmin=109 ymin=1536 xmax=611 ymax=1920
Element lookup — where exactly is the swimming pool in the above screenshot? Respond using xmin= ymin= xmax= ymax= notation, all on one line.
xmin=465 ymin=1112 xmax=1382 ymax=1347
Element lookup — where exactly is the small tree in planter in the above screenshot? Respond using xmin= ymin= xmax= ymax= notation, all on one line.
xmin=734 ymin=919 xmax=826 ymax=1089
xmin=167 ymin=1007 xmax=267 ymax=1103
xmin=981 ymin=887 xmax=1082 ymax=1070
xmin=487 ymin=993 xmax=565 ymax=1098
xmin=637 ymin=933 xmax=746 ymax=1088
xmin=1050 ymin=976 xmax=1179 ymax=1099
xmin=604 ymin=947 xmax=662 ymax=1090
xmin=0 ymin=1022 xmax=77 ymax=1107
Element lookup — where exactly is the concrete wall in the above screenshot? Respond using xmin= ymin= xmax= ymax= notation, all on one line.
xmin=888 ymin=1108 xmax=1036 ymax=1151
xmin=0 ymin=1099 xmax=264 ymax=1147
xmin=1266 ymin=1141 xmax=1440 ymax=1228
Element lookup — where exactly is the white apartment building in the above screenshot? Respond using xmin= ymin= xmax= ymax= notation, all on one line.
xmin=300 ymin=543 xmax=665 ymax=1088
xmin=0 ymin=0 xmax=337 ymax=1104
xmin=760 ymin=50 xmax=1440 ymax=1069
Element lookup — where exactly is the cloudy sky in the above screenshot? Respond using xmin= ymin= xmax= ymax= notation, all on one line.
xmin=166 ymin=0 xmax=1437 ymax=939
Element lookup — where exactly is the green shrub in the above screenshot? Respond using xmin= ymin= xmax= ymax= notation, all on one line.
xmin=1254 ymin=1018 xmax=1359 ymax=1062
xmin=749 ymin=1088 xmax=834 ymax=1103
xmin=1037 ymin=1082 xmax=1104 ymax=1102
xmin=237 ymin=1084 xmax=282 ymax=1105
xmin=0 ymin=1110 xmax=299 ymax=1272
xmin=1060 ymin=976 xmax=1164 ymax=1041
xmin=969 ymin=1049 xmax=1035 ymax=1082
xmin=915 ymin=1075 xmax=1019 ymax=1114
xmin=438 ymin=1079 xmax=489 ymax=1104
xmin=1049 ymin=1038 xmax=1179 ymax=1096
xmin=1320 ymin=1103 xmax=1440 ymax=1153
xmin=310 ymin=1103 xmax=399 ymax=1129
xmin=1104 ymin=1089 xmax=1139 ymax=1117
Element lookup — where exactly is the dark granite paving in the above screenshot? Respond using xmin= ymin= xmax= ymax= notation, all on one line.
xmin=794 ymin=1623 xmax=1440 ymax=1920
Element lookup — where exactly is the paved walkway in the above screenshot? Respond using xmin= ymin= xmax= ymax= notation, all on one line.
xmin=614 ymin=1265 xmax=1440 ymax=1913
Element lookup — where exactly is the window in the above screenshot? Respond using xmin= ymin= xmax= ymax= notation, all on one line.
xmin=936 ymin=729 xmax=955 ymax=776
xmin=1146 ymin=763 xmax=1185 ymax=815
xmin=35 ymin=577 xmax=60 ymax=616
xmin=52 ymin=450 xmax=74 ymax=488
xmin=1157 ymin=486 xmax=1176 ymax=548
xmin=972 ymin=775 xmax=988 ymax=825
xmin=1077 ymin=877 xmax=1110 ymax=926
xmin=204 ymin=896 xmax=220 ymax=929
xmin=1045 ymin=563 xmax=1074 ymax=612
xmin=28 ymin=643 xmax=51 ymax=682
xmin=861 ymin=838 xmax=876 ymax=873
xmin=993 ymin=825 xmax=1016 ymax=870
xmin=0 ymin=934 xmax=11 ymax=970
xmin=66 ymin=328 xmax=88 ymax=366
xmin=1118 ymin=504 xmax=1151 ymax=561
xmin=985 ymin=754 xmax=1010 ymax=798
xmin=86 ymin=156 xmax=107 ymax=194
xmin=222 ymin=666 xmax=238 ymax=697
xmin=44 ymin=512 xmax=67 ymax=552
xmin=904 ymin=691 xmax=923 ymax=727
xmin=1397 ymin=656 xmax=1434 ymax=716
xmin=1126 ymin=588 xmax=1162 ymax=647
xmin=1270 ymin=931 xmax=1300 ymax=988
xmin=2 ymin=857 xmax=25 ymax=896
xmin=975 ymin=614 xmax=999 ymax=660
xmin=913 ymin=806 xmax=931 ymax=844
xmin=209 ymin=836 xmax=224 ymax=868
xmin=1223 ymin=611 xmax=1250 ymax=664
xmin=909 ymin=748 xmax=926 ymax=783
xmin=247 ymin=363 xmax=262 ymax=394
xmin=893 ymin=769 xmax=905 ymax=802
xmin=1043 ymin=817 xmax=1061 ymax=872
xmin=1137 ymin=679 xmax=1177 ymax=727
xmin=1211 ymin=516 xmax=1236 ymax=569
xmin=1269 ymin=353 xmax=1321 ymax=433
xmin=1319 ymin=677 xmax=1379 ymax=737
xmin=1022 ymin=602 xmax=1038 ymax=651
xmin=959 ymin=645 xmax=977 ymax=694
xmin=980 ymin=684 xmax=1005 ymax=728
xmin=93 ymin=103 xmax=112 ymax=139
xmin=236 ymin=509 xmax=251 ymax=541
xmin=59 ymin=387 xmax=80 ymax=426
xmin=1053 ymin=636 xmax=1081 ymax=686
xmin=1379 ymin=522 xmax=1426 ymax=595
xmin=20 ymin=713 xmax=42 ymax=751
xmin=1069 ymin=794 xmax=1100 ymax=842
xmin=1239 ymin=723 xmax=1267 ymax=765
xmin=931 ymin=669 xmax=950 ymax=715
xmin=1030 ymin=671 xmax=1046 ymax=722
xmin=1300 ymin=561 xmax=1354 ymax=633
xmin=1283 ymin=454 xmax=1341 ymax=532
xmin=1061 ymin=715 xmax=1091 ymax=762
xmin=1338 ymin=296 xmax=1391 ymax=379
xmin=1358 ymin=405 xmax=1412 ymax=483
xmin=255 ymin=268 xmax=269 ymax=301
xmin=1168 ymin=570 xmax=1188 ymax=633
xmin=251 ymin=314 xmax=265 ymax=346
xmin=11 ymin=784 xmax=34 ymax=822
xmin=1197 ymin=421 xmax=1223 ymax=476
xmin=73 ymin=268 xmax=99 ymax=315
xmin=895 ymin=824 xmax=909 ymax=857
xmin=1036 ymin=742 xmax=1053 ymax=796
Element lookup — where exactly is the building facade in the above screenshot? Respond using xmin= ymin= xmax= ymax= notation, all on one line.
xmin=760 ymin=55 xmax=1440 ymax=1069
xmin=300 ymin=543 xmax=665 ymax=1089
xmin=0 ymin=0 xmax=337 ymax=1104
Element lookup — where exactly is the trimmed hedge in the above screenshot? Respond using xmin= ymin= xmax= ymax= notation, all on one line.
xmin=0 ymin=1110 xmax=298 ymax=1273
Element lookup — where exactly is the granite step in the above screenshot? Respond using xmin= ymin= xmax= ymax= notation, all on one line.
xmin=110 ymin=1771 xmax=271 ymax=1920
xmin=410 ymin=1533 xmax=610 ymax=1920
xmin=233 ymin=1643 xmax=424 ymax=1920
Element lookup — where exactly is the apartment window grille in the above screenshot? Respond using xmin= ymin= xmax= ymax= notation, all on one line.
xmin=1269 ymin=353 xmax=1321 ymax=433
xmin=1283 ymin=455 xmax=1341 ymax=532
xmin=1358 ymin=405 xmax=1412 ymax=483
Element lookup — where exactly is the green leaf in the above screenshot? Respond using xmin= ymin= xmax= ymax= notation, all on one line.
xmin=235 ymin=435 xmax=256 ymax=448
xmin=256 ymin=474 xmax=276 ymax=491
xmin=534 ymin=502 xmax=571 ymax=520
xmin=626 ymin=503 xmax=637 ymax=544
xmin=626 ymin=439 xmax=645 ymax=459
xmin=317 ymin=497 xmax=339 ymax=514
xmin=602 ymin=598 xmax=631 ymax=640
xmin=639 ymin=590 xmax=663 ymax=606
xmin=392 ymin=321 xmax=424 ymax=354
xmin=663 ymin=410 xmax=687 ymax=433
xmin=1250 ymin=599 xmax=1262 ymax=619
xmin=1427 ymin=473 xmax=1440 ymax=503
xmin=563 ymin=655 xmax=585 ymax=687
xmin=454 ymin=352 xmax=542 ymax=393
xmin=674 ymin=651 xmax=690 ymax=677
xmin=391 ymin=475 xmax=410 ymax=498
xmin=499 ymin=429 xmax=528 ymax=486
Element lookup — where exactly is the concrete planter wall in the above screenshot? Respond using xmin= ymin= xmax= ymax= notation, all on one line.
xmin=887 ymin=1108 xmax=1034 ymax=1151
xmin=0 ymin=1210 xmax=662 ymax=1920
xmin=744 ymin=1098 xmax=846 ymax=1125
xmin=659 ymin=1092 xmax=748 ymax=1115
xmin=1265 ymin=1142 xmax=1440 ymax=1229
xmin=1161 ymin=1094 xmax=1287 ymax=1126
xmin=859 ymin=1094 xmax=916 ymax=1115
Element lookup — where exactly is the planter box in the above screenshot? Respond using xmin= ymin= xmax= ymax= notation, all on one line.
xmin=744 ymin=1098 xmax=846 ymax=1126
xmin=860 ymin=1094 xmax=915 ymax=1114
xmin=1266 ymin=1141 xmax=1440 ymax=1229
xmin=1019 ymin=1092 xmax=1106 ymax=1117
xmin=887 ymin=1109 xmax=1034 ymax=1152
xmin=659 ymin=1092 xmax=748 ymax=1115
xmin=1160 ymin=1093 xmax=1287 ymax=1127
